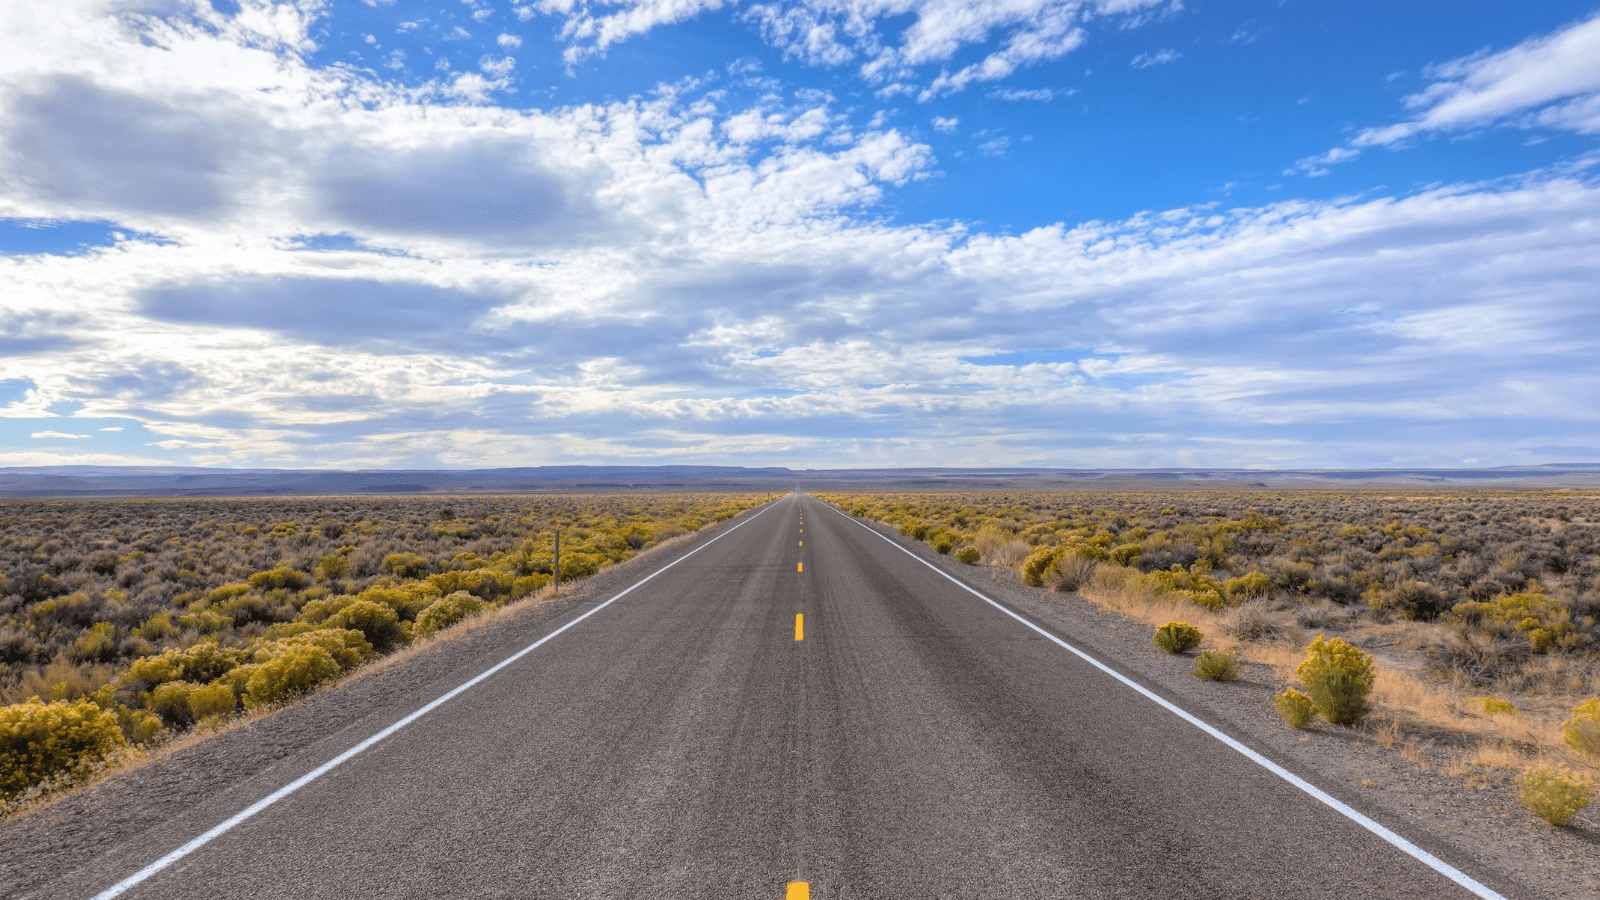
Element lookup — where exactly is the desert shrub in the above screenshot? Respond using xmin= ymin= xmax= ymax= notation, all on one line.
xmin=278 ymin=628 xmax=374 ymax=671
xmin=246 ymin=567 xmax=310 ymax=592
xmin=325 ymin=600 xmax=404 ymax=651
xmin=214 ymin=664 xmax=261 ymax=704
xmin=70 ymin=622 xmax=120 ymax=664
xmin=0 ymin=697 xmax=127 ymax=797
xmin=3 ymin=657 xmax=117 ymax=705
xmin=1193 ymin=649 xmax=1240 ymax=681
xmin=1145 ymin=566 xmax=1226 ymax=611
xmin=1450 ymin=592 xmax=1577 ymax=653
xmin=428 ymin=568 xmax=510 ymax=602
xmin=1153 ymin=621 xmax=1202 ymax=654
xmin=954 ymin=547 xmax=980 ymax=565
xmin=1516 ymin=766 xmax=1593 ymax=826
xmin=511 ymin=574 xmax=550 ymax=598
xmin=414 ymin=591 xmax=488 ymax=637
xmin=1109 ymin=543 xmax=1143 ymax=566
xmin=898 ymin=521 xmax=932 ymax=541
xmin=383 ymin=552 xmax=431 ymax=578
xmin=358 ymin=582 xmax=441 ymax=621
xmin=1222 ymin=572 xmax=1273 ymax=604
xmin=1047 ymin=552 xmax=1099 ymax=593
xmin=1473 ymin=697 xmax=1518 ymax=716
xmin=1021 ymin=547 xmax=1064 ymax=587
xmin=186 ymin=682 xmax=237 ymax=720
xmin=1377 ymin=579 xmax=1452 ymax=621
xmin=1564 ymin=698 xmax=1600 ymax=758
xmin=124 ymin=642 xmax=247 ymax=689
xmin=244 ymin=645 xmax=341 ymax=709
xmin=556 ymin=551 xmax=606 ymax=581
xmin=1275 ymin=688 xmax=1316 ymax=729
xmin=213 ymin=590 xmax=292 ymax=626
xmin=1297 ymin=635 xmax=1375 ymax=726
xmin=148 ymin=680 xmax=201 ymax=726
xmin=1220 ymin=602 xmax=1302 ymax=644
xmin=932 ymin=539 xmax=953 ymax=555
xmin=315 ymin=554 xmax=351 ymax=581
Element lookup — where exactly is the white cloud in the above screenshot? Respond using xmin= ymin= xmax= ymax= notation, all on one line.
xmin=542 ymin=0 xmax=1164 ymax=95
xmin=498 ymin=32 xmax=523 ymax=48
xmin=932 ymin=115 xmax=958 ymax=133
xmin=479 ymin=55 xmax=516 ymax=79
xmin=989 ymin=87 xmax=1060 ymax=101
xmin=1 ymin=0 xmax=1598 ymax=469
xmin=1299 ymin=12 xmax=1600 ymax=172
xmin=1130 ymin=48 xmax=1179 ymax=68
xmin=100 ymin=426 xmax=124 ymax=431
xmin=31 ymin=431 xmax=90 ymax=439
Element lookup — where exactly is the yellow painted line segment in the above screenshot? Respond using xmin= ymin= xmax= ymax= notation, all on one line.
xmin=786 ymin=883 xmax=809 ymax=900
xmin=797 ymin=561 xmax=803 ymax=572
xmin=795 ymin=614 xmax=804 ymax=641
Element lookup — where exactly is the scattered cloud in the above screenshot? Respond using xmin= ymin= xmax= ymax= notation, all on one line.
xmin=989 ymin=87 xmax=1061 ymax=101
xmin=932 ymin=115 xmax=959 ymax=133
xmin=1131 ymin=48 xmax=1180 ymax=68
xmin=538 ymin=0 xmax=1165 ymax=96
xmin=497 ymin=33 xmax=523 ymax=48
xmin=31 ymin=431 xmax=90 ymax=439
xmin=1298 ymin=12 xmax=1600 ymax=173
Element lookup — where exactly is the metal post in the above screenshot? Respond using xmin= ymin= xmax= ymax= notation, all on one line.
xmin=553 ymin=529 xmax=560 ymax=597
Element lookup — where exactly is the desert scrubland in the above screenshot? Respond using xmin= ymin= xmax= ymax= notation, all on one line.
xmin=822 ymin=490 xmax=1600 ymax=825
xmin=0 ymin=493 xmax=764 ymax=810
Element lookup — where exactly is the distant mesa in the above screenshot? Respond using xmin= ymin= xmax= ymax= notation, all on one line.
xmin=0 ymin=464 xmax=1598 ymax=497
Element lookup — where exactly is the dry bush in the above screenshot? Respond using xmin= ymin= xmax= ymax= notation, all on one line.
xmin=1566 ymin=698 xmax=1600 ymax=758
xmin=1275 ymin=688 xmax=1316 ymax=729
xmin=986 ymin=539 xmax=1032 ymax=568
xmin=1154 ymin=622 xmax=1202 ymax=654
xmin=1517 ymin=766 xmax=1593 ymax=826
xmin=1220 ymin=601 xmax=1303 ymax=645
xmin=1193 ymin=649 xmax=1241 ymax=681
xmin=1046 ymin=553 xmax=1099 ymax=593
xmin=1298 ymin=636 xmax=1376 ymax=726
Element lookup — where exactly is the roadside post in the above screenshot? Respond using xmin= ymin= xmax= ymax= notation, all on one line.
xmin=554 ymin=529 xmax=560 ymax=597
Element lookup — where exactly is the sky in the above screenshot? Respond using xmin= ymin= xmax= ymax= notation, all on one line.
xmin=1 ymin=0 xmax=1598 ymax=471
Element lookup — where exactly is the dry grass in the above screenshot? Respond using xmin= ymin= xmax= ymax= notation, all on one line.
xmin=1073 ymin=562 xmax=1600 ymax=783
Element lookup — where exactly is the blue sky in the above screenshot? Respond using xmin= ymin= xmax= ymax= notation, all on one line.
xmin=1 ymin=0 xmax=1598 ymax=469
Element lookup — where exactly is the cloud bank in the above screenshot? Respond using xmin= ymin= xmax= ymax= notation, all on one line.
xmin=0 ymin=0 xmax=1597 ymax=470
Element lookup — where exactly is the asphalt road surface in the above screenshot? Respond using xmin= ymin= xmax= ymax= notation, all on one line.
xmin=43 ymin=494 xmax=1512 ymax=899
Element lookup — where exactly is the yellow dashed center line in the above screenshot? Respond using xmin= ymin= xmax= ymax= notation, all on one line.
xmin=797 ymin=561 xmax=803 ymax=572
xmin=785 ymin=882 xmax=809 ymax=900
xmin=794 ymin=613 xmax=804 ymax=641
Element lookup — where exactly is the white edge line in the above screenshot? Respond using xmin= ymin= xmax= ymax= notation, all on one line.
xmin=819 ymin=499 xmax=1507 ymax=900
xmin=91 ymin=499 xmax=780 ymax=900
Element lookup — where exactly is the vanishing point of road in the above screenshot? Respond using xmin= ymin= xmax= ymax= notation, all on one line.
xmin=38 ymin=494 xmax=1515 ymax=899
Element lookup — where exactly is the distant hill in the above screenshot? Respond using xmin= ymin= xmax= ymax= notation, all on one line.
xmin=1 ymin=463 xmax=1598 ymax=498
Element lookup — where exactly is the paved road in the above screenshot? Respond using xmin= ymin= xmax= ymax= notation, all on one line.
xmin=48 ymin=494 xmax=1507 ymax=899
